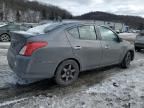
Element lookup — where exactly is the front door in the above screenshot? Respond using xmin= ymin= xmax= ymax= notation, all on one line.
xmin=98 ymin=26 xmax=123 ymax=66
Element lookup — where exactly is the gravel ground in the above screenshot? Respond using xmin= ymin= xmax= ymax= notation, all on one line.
xmin=0 ymin=43 xmax=10 ymax=49
xmin=0 ymin=34 xmax=144 ymax=108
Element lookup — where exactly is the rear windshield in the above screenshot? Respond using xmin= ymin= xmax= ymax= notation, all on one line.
xmin=27 ymin=23 xmax=63 ymax=34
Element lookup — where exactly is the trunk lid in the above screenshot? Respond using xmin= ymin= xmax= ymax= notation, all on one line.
xmin=9 ymin=31 xmax=35 ymax=55
xmin=8 ymin=31 xmax=35 ymax=70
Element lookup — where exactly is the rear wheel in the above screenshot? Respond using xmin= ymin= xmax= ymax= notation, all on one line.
xmin=121 ymin=52 xmax=132 ymax=68
xmin=0 ymin=34 xmax=10 ymax=42
xmin=54 ymin=60 xmax=79 ymax=86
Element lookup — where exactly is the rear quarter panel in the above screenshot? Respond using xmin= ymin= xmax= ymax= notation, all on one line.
xmin=27 ymin=29 xmax=75 ymax=77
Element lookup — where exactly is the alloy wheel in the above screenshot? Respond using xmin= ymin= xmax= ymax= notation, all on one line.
xmin=55 ymin=60 xmax=79 ymax=86
xmin=0 ymin=34 xmax=10 ymax=42
xmin=61 ymin=64 xmax=76 ymax=82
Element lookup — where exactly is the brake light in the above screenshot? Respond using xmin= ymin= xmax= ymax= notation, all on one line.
xmin=19 ymin=42 xmax=48 ymax=56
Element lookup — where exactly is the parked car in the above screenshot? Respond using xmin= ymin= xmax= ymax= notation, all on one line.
xmin=0 ymin=23 xmax=28 ymax=42
xmin=0 ymin=23 xmax=6 ymax=27
xmin=7 ymin=22 xmax=135 ymax=86
xmin=135 ymin=30 xmax=144 ymax=51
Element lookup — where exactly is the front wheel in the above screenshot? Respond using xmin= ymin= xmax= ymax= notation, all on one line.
xmin=54 ymin=60 xmax=79 ymax=86
xmin=121 ymin=52 xmax=132 ymax=68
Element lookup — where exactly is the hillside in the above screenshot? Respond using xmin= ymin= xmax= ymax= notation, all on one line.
xmin=0 ymin=0 xmax=72 ymax=22
xmin=75 ymin=11 xmax=144 ymax=29
xmin=0 ymin=0 xmax=144 ymax=29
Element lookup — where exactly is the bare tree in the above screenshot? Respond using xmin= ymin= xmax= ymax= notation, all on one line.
xmin=0 ymin=0 xmax=72 ymax=22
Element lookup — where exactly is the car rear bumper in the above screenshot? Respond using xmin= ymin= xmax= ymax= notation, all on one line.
xmin=7 ymin=50 xmax=56 ymax=80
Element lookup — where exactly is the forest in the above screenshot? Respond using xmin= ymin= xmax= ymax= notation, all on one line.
xmin=0 ymin=0 xmax=72 ymax=22
xmin=0 ymin=0 xmax=144 ymax=29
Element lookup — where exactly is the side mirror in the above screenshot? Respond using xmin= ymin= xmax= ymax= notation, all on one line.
xmin=116 ymin=31 xmax=120 ymax=34
xmin=118 ymin=37 xmax=123 ymax=42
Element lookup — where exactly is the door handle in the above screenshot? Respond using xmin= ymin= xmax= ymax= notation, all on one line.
xmin=73 ymin=46 xmax=82 ymax=50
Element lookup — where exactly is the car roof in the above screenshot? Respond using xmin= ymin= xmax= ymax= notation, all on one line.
xmin=48 ymin=21 xmax=98 ymax=30
xmin=59 ymin=21 xmax=95 ymax=25
xmin=27 ymin=21 xmax=108 ymax=34
xmin=56 ymin=21 xmax=108 ymax=27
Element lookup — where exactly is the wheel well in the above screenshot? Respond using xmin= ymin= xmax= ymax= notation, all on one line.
xmin=129 ymin=50 xmax=134 ymax=61
xmin=0 ymin=33 xmax=10 ymax=37
xmin=54 ymin=58 xmax=81 ymax=75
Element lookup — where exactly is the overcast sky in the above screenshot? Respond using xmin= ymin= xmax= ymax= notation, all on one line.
xmin=31 ymin=0 xmax=144 ymax=17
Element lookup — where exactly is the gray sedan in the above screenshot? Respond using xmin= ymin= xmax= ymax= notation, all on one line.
xmin=0 ymin=23 xmax=28 ymax=42
xmin=7 ymin=22 xmax=135 ymax=86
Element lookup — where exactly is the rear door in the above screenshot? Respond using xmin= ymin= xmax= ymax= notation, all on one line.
xmin=97 ymin=26 xmax=123 ymax=65
xmin=66 ymin=25 xmax=102 ymax=70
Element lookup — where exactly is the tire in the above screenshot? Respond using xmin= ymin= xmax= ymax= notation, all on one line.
xmin=0 ymin=34 xmax=10 ymax=42
xmin=121 ymin=52 xmax=132 ymax=68
xmin=54 ymin=60 xmax=79 ymax=86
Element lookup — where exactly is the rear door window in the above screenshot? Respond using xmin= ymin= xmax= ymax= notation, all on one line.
xmin=68 ymin=27 xmax=79 ymax=39
xmin=78 ymin=25 xmax=97 ymax=40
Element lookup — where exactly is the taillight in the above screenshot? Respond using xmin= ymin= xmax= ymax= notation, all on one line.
xmin=19 ymin=42 xmax=48 ymax=56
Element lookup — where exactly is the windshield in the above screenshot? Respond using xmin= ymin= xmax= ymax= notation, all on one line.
xmin=27 ymin=23 xmax=63 ymax=34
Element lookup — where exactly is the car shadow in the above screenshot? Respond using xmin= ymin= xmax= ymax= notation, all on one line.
xmin=0 ymin=65 xmax=124 ymax=102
